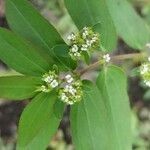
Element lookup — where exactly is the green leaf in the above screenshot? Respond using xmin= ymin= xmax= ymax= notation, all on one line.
xmin=0 ymin=76 xmax=41 ymax=100
xmin=96 ymin=65 xmax=132 ymax=150
xmin=106 ymin=0 xmax=150 ymax=49
xmin=0 ymin=28 xmax=51 ymax=76
xmin=17 ymin=92 xmax=60 ymax=150
xmin=5 ymin=0 xmax=76 ymax=71
xmin=64 ymin=0 xmax=117 ymax=50
xmin=6 ymin=0 xmax=64 ymax=57
xmin=52 ymin=44 xmax=77 ymax=71
xmin=54 ymin=100 xmax=65 ymax=119
xmin=19 ymin=114 xmax=60 ymax=150
xmin=71 ymin=80 xmax=113 ymax=150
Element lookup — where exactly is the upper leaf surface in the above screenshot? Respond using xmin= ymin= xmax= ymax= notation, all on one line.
xmin=64 ymin=0 xmax=117 ymax=50
xmin=6 ymin=0 xmax=76 ymax=71
xmin=52 ymin=44 xmax=77 ymax=71
xmin=18 ymin=114 xmax=60 ymax=150
xmin=0 ymin=28 xmax=51 ymax=76
xmin=106 ymin=0 xmax=150 ymax=49
xmin=0 ymin=76 xmax=41 ymax=100
xmin=17 ymin=92 xmax=59 ymax=150
xmin=6 ymin=0 xmax=64 ymax=56
xmin=71 ymin=80 xmax=112 ymax=150
xmin=96 ymin=65 xmax=132 ymax=150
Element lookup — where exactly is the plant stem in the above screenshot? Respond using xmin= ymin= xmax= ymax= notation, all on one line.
xmin=112 ymin=53 xmax=146 ymax=61
xmin=79 ymin=52 xmax=146 ymax=75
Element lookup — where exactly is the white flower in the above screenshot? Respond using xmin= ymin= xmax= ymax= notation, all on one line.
xmin=64 ymin=85 xmax=76 ymax=95
xmin=64 ymin=83 xmax=76 ymax=95
xmin=69 ymin=45 xmax=81 ymax=58
xmin=67 ymin=33 xmax=76 ymax=41
xmin=68 ymin=78 xmax=74 ymax=83
xmin=60 ymin=92 xmax=74 ymax=105
xmin=70 ymin=88 xmax=77 ymax=95
xmin=81 ymin=47 xmax=88 ymax=51
xmin=145 ymin=80 xmax=150 ymax=87
xmin=64 ymin=85 xmax=71 ymax=92
xmin=86 ymin=40 xmax=92 ymax=47
xmin=83 ymin=27 xmax=88 ymax=31
xmin=43 ymin=75 xmax=53 ymax=83
xmin=140 ymin=62 xmax=150 ymax=87
xmin=66 ymin=85 xmax=76 ymax=95
xmin=93 ymin=34 xmax=98 ymax=38
xmin=65 ymin=74 xmax=74 ymax=83
xmin=91 ymin=36 xmax=98 ymax=43
xmin=71 ymin=45 xmax=78 ymax=52
xmin=82 ymin=27 xmax=89 ymax=39
xmin=81 ymin=44 xmax=88 ymax=51
xmin=73 ymin=52 xmax=81 ymax=57
xmin=82 ymin=32 xmax=88 ymax=39
xmin=59 ymin=76 xmax=83 ymax=105
xmin=50 ymin=79 xmax=59 ymax=88
xmin=61 ymin=93 xmax=68 ymax=101
xmin=103 ymin=54 xmax=111 ymax=63
xmin=67 ymin=101 xmax=74 ymax=105
xmin=65 ymin=74 xmax=72 ymax=79
xmin=140 ymin=64 xmax=149 ymax=75
xmin=148 ymin=57 xmax=150 ymax=62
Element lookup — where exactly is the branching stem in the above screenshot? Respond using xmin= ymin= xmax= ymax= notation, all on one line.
xmin=79 ymin=52 xmax=146 ymax=75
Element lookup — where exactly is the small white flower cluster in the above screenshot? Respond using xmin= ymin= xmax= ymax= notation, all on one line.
xmin=140 ymin=64 xmax=149 ymax=75
xmin=67 ymin=27 xmax=100 ymax=59
xmin=140 ymin=58 xmax=150 ymax=87
xmin=59 ymin=74 xmax=83 ymax=105
xmin=37 ymin=70 xmax=83 ymax=105
xmin=38 ymin=70 xmax=59 ymax=92
xmin=67 ymin=33 xmax=76 ymax=41
xmin=103 ymin=54 xmax=111 ymax=63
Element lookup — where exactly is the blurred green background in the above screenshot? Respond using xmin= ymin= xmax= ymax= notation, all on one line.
xmin=0 ymin=0 xmax=150 ymax=149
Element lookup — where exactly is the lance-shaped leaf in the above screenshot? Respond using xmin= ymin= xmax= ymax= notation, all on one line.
xmin=6 ymin=0 xmax=64 ymax=57
xmin=17 ymin=92 xmax=61 ymax=150
xmin=64 ymin=0 xmax=117 ymax=50
xmin=106 ymin=0 xmax=150 ymax=50
xmin=52 ymin=44 xmax=77 ymax=71
xmin=26 ymin=99 xmax=65 ymax=150
xmin=0 ymin=76 xmax=41 ymax=100
xmin=0 ymin=28 xmax=51 ymax=76
xmin=18 ymin=114 xmax=61 ymax=150
xmin=96 ymin=65 xmax=132 ymax=150
xmin=71 ymin=80 xmax=112 ymax=150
